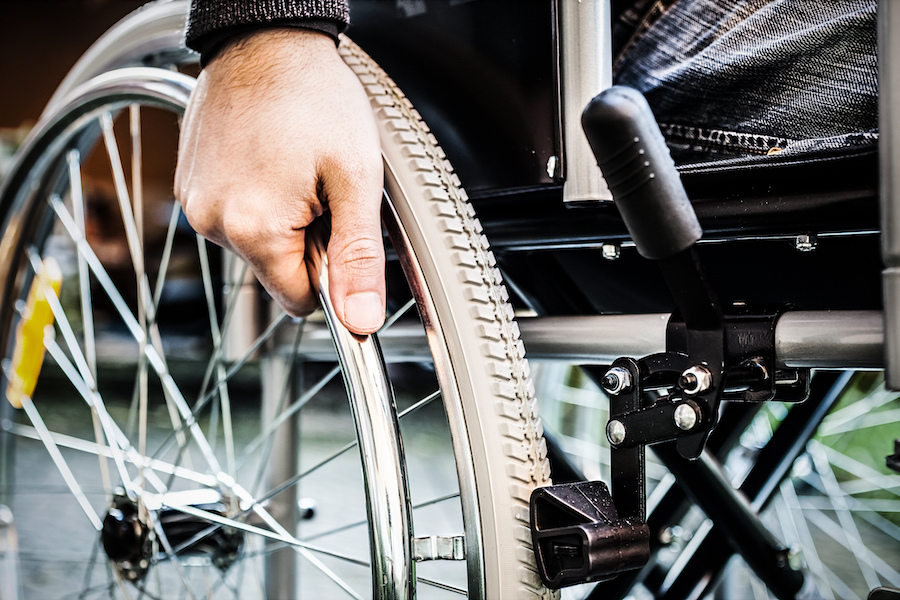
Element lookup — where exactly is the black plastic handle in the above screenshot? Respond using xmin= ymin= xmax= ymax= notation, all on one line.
xmin=582 ymin=86 xmax=701 ymax=260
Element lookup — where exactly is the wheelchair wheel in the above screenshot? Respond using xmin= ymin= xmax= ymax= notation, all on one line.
xmin=0 ymin=51 xmax=553 ymax=600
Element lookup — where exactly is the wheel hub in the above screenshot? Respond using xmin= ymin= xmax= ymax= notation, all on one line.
xmin=101 ymin=495 xmax=151 ymax=581
xmin=101 ymin=491 xmax=244 ymax=581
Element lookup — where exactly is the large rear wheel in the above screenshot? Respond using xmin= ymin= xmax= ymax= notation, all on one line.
xmin=0 ymin=37 xmax=554 ymax=600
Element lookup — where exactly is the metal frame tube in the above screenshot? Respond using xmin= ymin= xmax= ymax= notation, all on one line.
xmin=295 ymin=311 xmax=884 ymax=370
xmin=880 ymin=0 xmax=900 ymax=388
xmin=557 ymin=0 xmax=614 ymax=203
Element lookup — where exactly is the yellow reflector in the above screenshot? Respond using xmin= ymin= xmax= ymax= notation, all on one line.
xmin=6 ymin=258 xmax=63 ymax=408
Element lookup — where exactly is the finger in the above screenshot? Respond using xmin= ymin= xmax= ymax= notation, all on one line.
xmin=227 ymin=218 xmax=318 ymax=318
xmin=324 ymin=169 xmax=386 ymax=335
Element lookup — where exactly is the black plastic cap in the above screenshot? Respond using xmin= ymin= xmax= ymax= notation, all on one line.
xmin=582 ymin=86 xmax=702 ymax=260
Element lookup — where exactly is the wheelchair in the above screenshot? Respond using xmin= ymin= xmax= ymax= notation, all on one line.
xmin=0 ymin=1 xmax=896 ymax=598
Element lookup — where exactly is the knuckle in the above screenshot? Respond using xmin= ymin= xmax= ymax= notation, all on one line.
xmin=220 ymin=209 xmax=258 ymax=249
xmin=180 ymin=195 xmax=219 ymax=239
xmin=332 ymin=236 xmax=384 ymax=277
xmin=280 ymin=292 xmax=318 ymax=318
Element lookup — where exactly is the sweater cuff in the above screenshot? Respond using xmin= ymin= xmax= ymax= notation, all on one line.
xmin=190 ymin=20 xmax=342 ymax=66
xmin=186 ymin=0 xmax=349 ymax=61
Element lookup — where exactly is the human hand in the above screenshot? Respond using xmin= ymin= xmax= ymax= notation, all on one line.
xmin=175 ymin=28 xmax=385 ymax=335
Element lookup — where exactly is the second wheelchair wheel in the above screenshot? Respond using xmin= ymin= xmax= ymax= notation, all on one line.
xmin=0 ymin=51 xmax=554 ymax=600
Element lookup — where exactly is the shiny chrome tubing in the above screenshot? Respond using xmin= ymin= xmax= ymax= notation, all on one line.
xmin=44 ymin=0 xmax=193 ymax=115
xmin=518 ymin=314 xmax=670 ymax=363
xmin=520 ymin=311 xmax=884 ymax=369
xmin=775 ymin=311 xmax=883 ymax=369
xmin=296 ymin=311 xmax=884 ymax=369
xmin=557 ymin=0 xmax=614 ymax=203
xmin=307 ymin=237 xmax=414 ymax=600
xmin=880 ymin=0 xmax=900 ymax=388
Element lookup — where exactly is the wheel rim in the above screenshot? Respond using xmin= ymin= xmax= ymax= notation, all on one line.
xmin=0 ymin=68 xmax=479 ymax=599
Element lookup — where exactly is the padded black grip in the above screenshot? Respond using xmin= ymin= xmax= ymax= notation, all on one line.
xmin=582 ymin=86 xmax=701 ymax=260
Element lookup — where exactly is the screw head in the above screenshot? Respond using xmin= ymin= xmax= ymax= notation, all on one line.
xmin=679 ymin=365 xmax=712 ymax=395
xmin=673 ymin=403 xmax=699 ymax=431
xmin=601 ymin=367 xmax=632 ymax=395
xmin=787 ymin=547 xmax=804 ymax=571
xmin=607 ymin=420 xmax=627 ymax=446
xmin=546 ymin=156 xmax=559 ymax=179
xmin=795 ymin=234 xmax=817 ymax=252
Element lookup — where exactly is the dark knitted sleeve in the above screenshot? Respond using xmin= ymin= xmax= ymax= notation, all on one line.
xmin=186 ymin=0 xmax=350 ymax=60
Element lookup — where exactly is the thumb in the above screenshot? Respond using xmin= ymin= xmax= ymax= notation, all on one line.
xmin=326 ymin=192 xmax=386 ymax=336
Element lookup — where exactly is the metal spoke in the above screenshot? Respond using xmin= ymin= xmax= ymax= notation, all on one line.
xmin=67 ymin=149 xmax=114 ymax=501
xmin=238 ymin=363 xmax=340 ymax=468
xmin=42 ymin=337 xmax=143 ymax=497
xmin=4 ymin=421 xmax=218 ymax=490
xmin=161 ymin=501 xmax=368 ymax=567
xmin=146 ymin=511 xmax=198 ymax=600
xmin=818 ymin=386 xmax=898 ymax=436
xmin=100 ymin=111 xmax=148 ymax=304
xmin=776 ymin=479 xmax=834 ymax=600
xmin=247 ymin=387 xmax=443 ymax=532
xmin=29 ymin=251 xmax=136 ymax=493
xmin=250 ymin=326 xmax=304 ymax=498
xmin=17 ymin=391 xmax=103 ymax=530
xmin=114 ymin=566 xmax=135 ymax=600
xmin=216 ymin=473 xmax=366 ymax=600
xmin=303 ymin=490 xmax=461 ymax=543
xmin=71 ymin=580 xmax=124 ymax=600
xmin=153 ymin=203 xmax=183 ymax=307
xmin=818 ymin=444 xmax=900 ymax=498
xmin=820 ymin=407 xmax=900 ymax=437
xmin=196 ymin=234 xmax=236 ymax=476
xmin=794 ymin=478 xmax=900 ymax=544
xmin=383 ymin=298 xmax=416 ymax=330
xmin=398 ymin=389 xmax=441 ymax=419
xmin=417 ymin=577 xmax=467 ymax=595
xmin=193 ymin=259 xmax=247 ymax=407
xmin=169 ymin=437 xmax=361 ymax=566
xmin=66 ymin=151 xmax=96 ymax=379
xmin=129 ymin=104 xmax=152 ymax=500
xmin=808 ymin=441 xmax=882 ymax=590
xmin=802 ymin=505 xmax=900 ymax=588
xmin=53 ymin=164 xmax=198 ymax=477
xmin=148 ymin=311 xmax=289 ymax=465
xmin=47 ymin=196 xmax=222 ymax=474
xmin=131 ymin=581 xmax=165 ymax=600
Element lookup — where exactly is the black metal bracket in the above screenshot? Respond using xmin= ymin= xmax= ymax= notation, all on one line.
xmin=531 ymin=481 xmax=650 ymax=588
xmin=667 ymin=305 xmax=809 ymax=404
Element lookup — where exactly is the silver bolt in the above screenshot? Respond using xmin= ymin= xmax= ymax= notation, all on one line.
xmin=673 ymin=403 xmax=699 ymax=431
xmin=679 ymin=365 xmax=712 ymax=395
xmin=546 ymin=156 xmax=559 ymax=179
xmin=795 ymin=234 xmax=817 ymax=252
xmin=601 ymin=366 xmax=632 ymax=395
xmin=601 ymin=243 xmax=621 ymax=261
xmin=607 ymin=420 xmax=627 ymax=445
xmin=659 ymin=525 xmax=688 ymax=546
